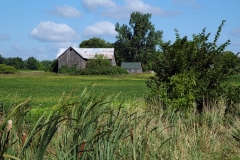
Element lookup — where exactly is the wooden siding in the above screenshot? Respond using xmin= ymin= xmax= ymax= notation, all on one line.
xmin=58 ymin=48 xmax=87 ymax=70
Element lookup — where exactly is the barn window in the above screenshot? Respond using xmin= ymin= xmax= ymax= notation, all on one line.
xmin=70 ymin=48 xmax=73 ymax=51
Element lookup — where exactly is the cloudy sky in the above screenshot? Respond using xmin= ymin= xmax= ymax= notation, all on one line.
xmin=0 ymin=0 xmax=239 ymax=61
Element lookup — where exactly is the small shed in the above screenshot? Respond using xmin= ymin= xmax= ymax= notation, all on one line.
xmin=57 ymin=47 xmax=116 ymax=70
xmin=121 ymin=62 xmax=143 ymax=73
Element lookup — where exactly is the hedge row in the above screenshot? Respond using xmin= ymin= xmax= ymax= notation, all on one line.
xmin=76 ymin=66 xmax=128 ymax=75
xmin=59 ymin=65 xmax=128 ymax=75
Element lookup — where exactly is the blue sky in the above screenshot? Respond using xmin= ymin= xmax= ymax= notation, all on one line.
xmin=0 ymin=0 xmax=240 ymax=61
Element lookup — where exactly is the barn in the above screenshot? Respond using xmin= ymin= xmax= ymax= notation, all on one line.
xmin=121 ymin=62 xmax=143 ymax=73
xmin=57 ymin=47 xmax=116 ymax=70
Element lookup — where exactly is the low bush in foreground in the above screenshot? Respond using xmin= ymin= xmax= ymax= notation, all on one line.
xmin=1 ymin=89 xmax=240 ymax=159
xmin=0 ymin=64 xmax=17 ymax=74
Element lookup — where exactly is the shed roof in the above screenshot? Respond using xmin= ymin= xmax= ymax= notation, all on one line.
xmin=57 ymin=47 xmax=114 ymax=59
xmin=121 ymin=62 xmax=142 ymax=69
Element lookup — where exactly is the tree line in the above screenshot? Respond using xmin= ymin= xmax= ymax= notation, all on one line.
xmin=0 ymin=55 xmax=55 ymax=71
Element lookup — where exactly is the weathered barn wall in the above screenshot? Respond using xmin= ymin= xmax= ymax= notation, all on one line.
xmin=58 ymin=48 xmax=86 ymax=70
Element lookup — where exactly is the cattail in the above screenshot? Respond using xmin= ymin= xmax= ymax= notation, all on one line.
xmin=22 ymin=132 xmax=27 ymax=145
xmin=7 ymin=120 xmax=12 ymax=132
xmin=130 ymin=128 xmax=134 ymax=142
xmin=77 ymin=140 xmax=87 ymax=158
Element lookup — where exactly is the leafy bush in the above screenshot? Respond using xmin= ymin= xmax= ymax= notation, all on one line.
xmin=86 ymin=54 xmax=112 ymax=69
xmin=0 ymin=64 xmax=17 ymax=74
xmin=76 ymin=66 xmax=128 ymax=75
xmin=147 ymin=20 xmax=240 ymax=113
xmin=59 ymin=64 xmax=77 ymax=74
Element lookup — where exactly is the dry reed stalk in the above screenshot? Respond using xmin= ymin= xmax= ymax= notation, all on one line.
xmin=22 ymin=133 xmax=27 ymax=146
xmin=77 ymin=140 xmax=87 ymax=158
xmin=145 ymin=138 xmax=149 ymax=160
xmin=7 ymin=120 xmax=12 ymax=132
xmin=2 ymin=120 xmax=13 ymax=149
xmin=130 ymin=128 xmax=134 ymax=142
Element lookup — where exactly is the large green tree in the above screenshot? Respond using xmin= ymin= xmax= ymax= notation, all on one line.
xmin=79 ymin=37 xmax=113 ymax=48
xmin=147 ymin=20 xmax=240 ymax=113
xmin=25 ymin=57 xmax=39 ymax=70
xmin=114 ymin=12 xmax=163 ymax=68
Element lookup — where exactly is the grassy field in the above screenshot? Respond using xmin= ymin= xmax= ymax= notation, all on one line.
xmin=0 ymin=71 xmax=151 ymax=108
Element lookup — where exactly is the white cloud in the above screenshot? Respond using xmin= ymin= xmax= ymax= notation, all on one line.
xmin=82 ymin=0 xmax=180 ymax=19
xmin=48 ymin=5 xmax=82 ymax=18
xmin=104 ymin=0 xmax=180 ymax=19
xmin=30 ymin=21 xmax=80 ymax=42
xmin=82 ymin=0 xmax=116 ymax=11
xmin=230 ymin=27 xmax=240 ymax=37
xmin=0 ymin=34 xmax=11 ymax=41
xmin=172 ymin=0 xmax=201 ymax=9
xmin=83 ymin=21 xmax=117 ymax=38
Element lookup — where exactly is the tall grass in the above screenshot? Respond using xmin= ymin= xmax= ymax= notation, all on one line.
xmin=1 ymin=88 xmax=240 ymax=159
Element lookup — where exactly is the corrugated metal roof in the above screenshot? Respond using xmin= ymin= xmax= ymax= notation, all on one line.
xmin=121 ymin=62 xmax=142 ymax=69
xmin=57 ymin=47 xmax=114 ymax=59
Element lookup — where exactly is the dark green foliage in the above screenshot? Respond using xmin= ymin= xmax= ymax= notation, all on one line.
xmin=39 ymin=60 xmax=53 ymax=71
xmin=3 ymin=57 xmax=24 ymax=70
xmin=86 ymin=54 xmax=112 ymax=69
xmin=0 ymin=54 xmax=4 ymax=64
xmin=147 ymin=20 xmax=240 ymax=113
xmin=114 ymin=12 xmax=162 ymax=67
xmin=76 ymin=66 xmax=128 ymax=75
xmin=0 ymin=64 xmax=17 ymax=74
xmin=79 ymin=37 xmax=113 ymax=48
xmin=50 ymin=59 xmax=58 ymax=73
xmin=25 ymin=57 xmax=39 ymax=70
xmin=59 ymin=64 xmax=77 ymax=74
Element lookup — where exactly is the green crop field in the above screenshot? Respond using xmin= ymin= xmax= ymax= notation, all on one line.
xmin=0 ymin=71 xmax=151 ymax=108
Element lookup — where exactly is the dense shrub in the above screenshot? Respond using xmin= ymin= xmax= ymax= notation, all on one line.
xmin=147 ymin=20 xmax=240 ymax=114
xmin=58 ymin=64 xmax=77 ymax=74
xmin=86 ymin=54 xmax=112 ymax=69
xmin=76 ymin=66 xmax=128 ymax=75
xmin=0 ymin=64 xmax=17 ymax=74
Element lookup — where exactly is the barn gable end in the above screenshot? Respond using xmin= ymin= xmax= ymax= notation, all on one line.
xmin=58 ymin=47 xmax=86 ymax=70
